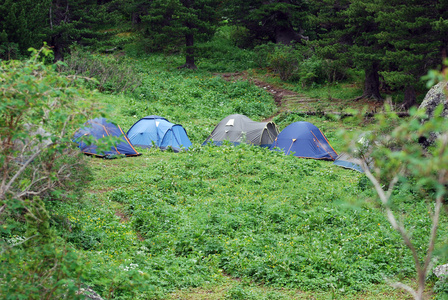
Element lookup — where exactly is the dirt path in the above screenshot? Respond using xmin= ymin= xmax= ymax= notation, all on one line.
xmin=219 ymin=72 xmax=298 ymax=107
xmin=217 ymin=71 xmax=386 ymax=120
xmin=218 ymin=72 xmax=318 ymax=121
xmin=218 ymin=72 xmax=317 ymax=120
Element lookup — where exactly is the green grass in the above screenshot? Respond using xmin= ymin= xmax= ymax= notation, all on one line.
xmin=45 ymin=54 xmax=447 ymax=299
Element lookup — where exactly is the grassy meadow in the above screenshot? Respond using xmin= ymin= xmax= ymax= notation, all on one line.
xmin=45 ymin=52 xmax=448 ymax=300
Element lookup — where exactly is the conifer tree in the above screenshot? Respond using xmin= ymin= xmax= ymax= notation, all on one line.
xmin=226 ymin=0 xmax=310 ymax=46
xmin=0 ymin=0 xmax=112 ymax=60
xmin=139 ymin=0 xmax=220 ymax=69
xmin=46 ymin=0 xmax=112 ymax=61
xmin=316 ymin=0 xmax=384 ymax=101
xmin=376 ymin=0 xmax=446 ymax=108
xmin=0 ymin=0 xmax=49 ymax=58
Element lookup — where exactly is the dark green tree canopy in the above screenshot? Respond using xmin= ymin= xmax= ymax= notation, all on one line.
xmin=138 ymin=0 xmax=220 ymax=69
xmin=226 ymin=0 xmax=310 ymax=46
xmin=0 ymin=0 xmax=113 ymax=60
xmin=376 ymin=0 xmax=444 ymax=108
xmin=315 ymin=0 xmax=446 ymax=105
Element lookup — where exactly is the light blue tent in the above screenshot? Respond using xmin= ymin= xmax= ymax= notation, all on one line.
xmin=126 ymin=115 xmax=192 ymax=152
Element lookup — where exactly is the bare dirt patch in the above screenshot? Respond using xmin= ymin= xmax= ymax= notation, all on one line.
xmin=216 ymin=71 xmax=386 ymax=120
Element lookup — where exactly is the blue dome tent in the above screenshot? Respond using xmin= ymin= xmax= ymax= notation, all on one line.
xmin=73 ymin=118 xmax=140 ymax=158
xmin=126 ymin=115 xmax=192 ymax=152
xmin=270 ymin=121 xmax=337 ymax=160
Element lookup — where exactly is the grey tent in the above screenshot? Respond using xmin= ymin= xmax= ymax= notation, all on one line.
xmin=202 ymin=114 xmax=279 ymax=147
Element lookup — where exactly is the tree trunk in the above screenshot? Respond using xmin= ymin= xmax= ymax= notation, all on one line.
xmin=361 ymin=62 xmax=382 ymax=101
xmin=442 ymin=47 xmax=447 ymax=78
xmin=51 ymin=36 xmax=64 ymax=62
xmin=179 ymin=32 xmax=197 ymax=69
xmin=49 ymin=1 xmax=68 ymax=62
xmin=401 ymin=84 xmax=416 ymax=110
xmin=131 ymin=12 xmax=141 ymax=25
xmin=274 ymin=25 xmax=308 ymax=45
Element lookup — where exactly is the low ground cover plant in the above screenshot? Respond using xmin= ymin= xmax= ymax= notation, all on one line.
xmin=3 ymin=45 xmax=447 ymax=299
xmin=58 ymin=135 xmax=447 ymax=299
xmin=51 ymin=54 xmax=448 ymax=299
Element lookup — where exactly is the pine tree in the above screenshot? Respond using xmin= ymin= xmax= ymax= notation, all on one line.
xmin=138 ymin=0 xmax=220 ymax=69
xmin=46 ymin=0 xmax=113 ymax=61
xmin=0 ymin=0 xmax=114 ymax=60
xmin=376 ymin=0 xmax=445 ymax=108
xmin=0 ymin=0 xmax=50 ymax=58
xmin=226 ymin=0 xmax=310 ymax=46
xmin=316 ymin=0 xmax=384 ymax=101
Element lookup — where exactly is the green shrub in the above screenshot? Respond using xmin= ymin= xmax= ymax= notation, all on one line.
xmin=0 ymin=45 xmax=99 ymax=299
xmin=61 ymin=47 xmax=142 ymax=93
xmin=196 ymin=27 xmax=259 ymax=72
xmin=434 ymin=276 xmax=448 ymax=300
xmin=253 ymin=43 xmax=349 ymax=85
xmin=253 ymin=43 xmax=277 ymax=68
xmin=227 ymin=25 xmax=253 ymax=49
xmin=1 ymin=199 xmax=85 ymax=299
xmin=268 ymin=44 xmax=301 ymax=81
xmin=298 ymin=56 xmax=348 ymax=87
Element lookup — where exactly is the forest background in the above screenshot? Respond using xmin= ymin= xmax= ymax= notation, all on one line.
xmin=1 ymin=0 xmax=448 ymax=299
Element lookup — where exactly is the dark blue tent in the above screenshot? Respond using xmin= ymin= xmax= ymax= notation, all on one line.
xmin=270 ymin=121 xmax=338 ymax=160
xmin=126 ymin=115 xmax=192 ymax=152
xmin=74 ymin=118 xmax=140 ymax=157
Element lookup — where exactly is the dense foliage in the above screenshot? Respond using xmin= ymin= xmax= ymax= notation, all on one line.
xmin=0 ymin=46 xmax=98 ymax=299
xmin=2 ymin=0 xmax=447 ymax=102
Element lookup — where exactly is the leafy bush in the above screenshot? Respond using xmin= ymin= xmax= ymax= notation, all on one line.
xmin=338 ymin=106 xmax=448 ymax=299
xmin=196 ymin=26 xmax=259 ymax=72
xmin=61 ymin=47 xmax=142 ymax=93
xmin=268 ymin=45 xmax=302 ymax=81
xmin=298 ymin=56 xmax=348 ymax=87
xmin=253 ymin=43 xmax=349 ymax=85
xmin=434 ymin=276 xmax=448 ymax=299
xmin=0 ymin=45 xmax=98 ymax=299
xmin=225 ymin=25 xmax=253 ymax=49
xmin=1 ymin=199 xmax=84 ymax=299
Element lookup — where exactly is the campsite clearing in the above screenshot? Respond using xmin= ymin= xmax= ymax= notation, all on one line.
xmin=62 ymin=62 xmax=446 ymax=299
